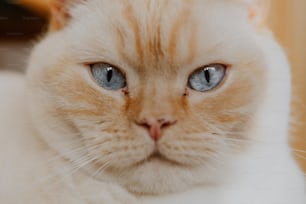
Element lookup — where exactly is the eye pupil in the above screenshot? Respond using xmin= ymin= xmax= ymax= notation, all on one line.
xmin=91 ymin=63 xmax=126 ymax=90
xmin=106 ymin=67 xmax=113 ymax=82
xmin=204 ymin=69 xmax=210 ymax=83
xmin=188 ymin=64 xmax=226 ymax=92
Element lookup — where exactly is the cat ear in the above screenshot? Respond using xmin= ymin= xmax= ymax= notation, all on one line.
xmin=239 ymin=0 xmax=270 ymax=26
xmin=49 ymin=0 xmax=84 ymax=31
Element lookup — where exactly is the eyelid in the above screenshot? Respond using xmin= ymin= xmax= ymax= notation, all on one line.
xmin=89 ymin=62 xmax=128 ymax=91
xmin=190 ymin=63 xmax=229 ymax=74
xmin=86 ymin=62 xmax=128 ymax=78
xmin=187 ymin=63 xmax=228 ymax=92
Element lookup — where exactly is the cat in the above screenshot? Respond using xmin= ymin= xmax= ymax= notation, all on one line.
xmin=0 ymin=0 xmax=305 ymax=203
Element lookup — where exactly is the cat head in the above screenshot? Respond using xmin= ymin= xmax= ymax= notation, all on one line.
xmin=27 ymin=0 xmax=289 ymax=195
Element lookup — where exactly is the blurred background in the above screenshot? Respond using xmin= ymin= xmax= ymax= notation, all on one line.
xmin=0 ymin=0 xmax=305 ymax=171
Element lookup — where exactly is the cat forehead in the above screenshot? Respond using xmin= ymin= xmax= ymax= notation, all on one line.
xmin=65 ymin=0 xmax=254 ymax=70
xmin=71 ymin=0 xmax=246 ymax=24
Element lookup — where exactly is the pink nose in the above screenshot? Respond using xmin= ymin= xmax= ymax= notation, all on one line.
xmin=136 ymin=117 xmax=176 ymax=141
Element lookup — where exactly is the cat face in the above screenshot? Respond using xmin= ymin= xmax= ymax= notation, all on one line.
xmin=27 ymin=0 xmax=271 ymax=194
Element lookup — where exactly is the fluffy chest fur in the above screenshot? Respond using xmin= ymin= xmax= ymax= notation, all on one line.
xmin=0 ymin=0 xmax=305 ymax=203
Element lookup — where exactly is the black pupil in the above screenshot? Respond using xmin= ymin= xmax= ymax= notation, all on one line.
xmin=204 ymin=69 xmax=211 ymax=83
xmin=106 ymin=67 xmax=113 ymax=82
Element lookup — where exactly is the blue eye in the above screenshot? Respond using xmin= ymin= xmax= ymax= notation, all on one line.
xmin=188 ymin=64 xmax=226 ymax=92
xmin=91 ymin=63 xmax=126 ymax=90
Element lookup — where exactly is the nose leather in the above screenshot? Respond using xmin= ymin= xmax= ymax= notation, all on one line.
xmin=136 ymin=117 xmax=176 ymax=141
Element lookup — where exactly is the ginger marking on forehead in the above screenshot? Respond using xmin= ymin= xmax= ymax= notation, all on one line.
xmin=116 ymin=26 xmax=132 ymax=65
xmin=123 ymin=2 xmax=144 ymax=65
xmin=147 ymin=19 xmax=164 ymax=62
xmin=168 ymin=5 xmax=192 ymax=63
xmin=187 ymin=23 xmax=198 ymax=64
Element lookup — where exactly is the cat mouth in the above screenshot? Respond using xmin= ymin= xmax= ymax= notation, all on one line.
xmin=143 ymin=150 xmax=182 ymax=166
xmin=149 ymin=151 xmax=165 ymax=160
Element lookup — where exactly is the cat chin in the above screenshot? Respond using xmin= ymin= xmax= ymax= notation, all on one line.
xmin=100 ymin=157 xmax=219 ymax=195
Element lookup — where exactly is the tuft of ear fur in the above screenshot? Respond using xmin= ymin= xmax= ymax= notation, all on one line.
xmin=239 ymin=0 xmax=270 ymax=27
xmin=49 ymin=0 xmax=83 ymax=31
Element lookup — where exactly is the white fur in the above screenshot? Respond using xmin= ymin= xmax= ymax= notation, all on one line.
xmin=0 ymin=0 xmax=305 ymax=203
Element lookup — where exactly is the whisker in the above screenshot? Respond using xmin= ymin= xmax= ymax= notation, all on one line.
xmin=293 ymin=153 xmax=306 ymax=161
xmin=90 ymin=160 xmax=111 ymax=179
xmin=292 ymin=149 xmax=306 ymax=154
xmin=36 ymin=143 xmax=103 ymax=186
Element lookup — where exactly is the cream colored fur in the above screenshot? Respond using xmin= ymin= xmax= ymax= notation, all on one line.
xmin=0 ymin=0 xmax=305 ymax=203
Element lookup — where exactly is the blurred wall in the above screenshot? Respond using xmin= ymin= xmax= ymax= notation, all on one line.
xmin=269 ymin=0 xmax=306 ymax=171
